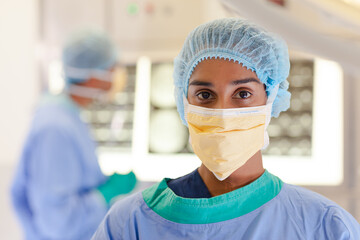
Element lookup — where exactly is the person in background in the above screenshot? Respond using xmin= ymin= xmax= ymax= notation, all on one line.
xmin=92 ymin=18 xmax=360 ymax=239
xmin=11 ymin=30 xmax=136 ymax=240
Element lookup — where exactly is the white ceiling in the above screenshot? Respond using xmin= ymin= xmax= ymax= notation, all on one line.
xmin=221 ymin=0 xmax=360 ymax=74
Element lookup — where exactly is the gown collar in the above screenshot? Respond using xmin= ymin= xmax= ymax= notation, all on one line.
xmin=142 ymin=170 xmax=283 ymax=224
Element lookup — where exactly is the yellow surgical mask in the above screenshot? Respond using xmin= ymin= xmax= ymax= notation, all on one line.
xmin=184 ymin=86 xmax=278 ymax=181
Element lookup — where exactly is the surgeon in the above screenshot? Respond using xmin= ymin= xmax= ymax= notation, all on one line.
xmin=11 ymin=30 xmax=136 ymax=240
xmin=92 ymin=19 xmax=360 ymax=239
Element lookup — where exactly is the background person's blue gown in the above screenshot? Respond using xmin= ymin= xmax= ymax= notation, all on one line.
xmin=11 ymin=94 xmax=109 ymax=240
xmin=93 ymin=170 xmax=360 ymax=240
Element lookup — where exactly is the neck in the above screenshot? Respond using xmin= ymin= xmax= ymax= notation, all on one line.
xmin=198 ymin=150 xmax=265 ymax=197
xmin=69 ymin=94 xmax=92 ymax=107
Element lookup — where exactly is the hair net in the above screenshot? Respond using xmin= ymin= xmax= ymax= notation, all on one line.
xmin=174 ymin=18 xmax=291 ymax=125
xmin=62 ymin=29 xmax=118 ymax=84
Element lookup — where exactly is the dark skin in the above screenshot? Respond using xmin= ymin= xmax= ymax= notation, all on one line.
xmin=187 ymin=58 xmax=268 ymax=197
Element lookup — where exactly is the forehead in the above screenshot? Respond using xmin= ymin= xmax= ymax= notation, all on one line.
xmin=189 ymin=58 xmax=259 ymax=83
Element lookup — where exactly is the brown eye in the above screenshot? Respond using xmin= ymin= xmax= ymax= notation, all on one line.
xmin=197 ymin=92 xmax=212 ymax=100
xmin=237 ymin=91 xmax=251 ymax=99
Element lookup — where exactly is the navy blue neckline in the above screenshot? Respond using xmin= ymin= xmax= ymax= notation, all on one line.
xmin=167 ymin=169 xmax=212 ymax=198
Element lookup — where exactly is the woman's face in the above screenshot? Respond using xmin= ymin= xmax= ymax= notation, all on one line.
xmin=187 ymin=59 xmax=267 ymax=108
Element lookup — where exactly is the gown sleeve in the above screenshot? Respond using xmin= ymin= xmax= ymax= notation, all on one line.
xmin=314 ymin=206 xmax=360 ymax=239
xmin=27 ymin=127 xmax=108 ymax=239
xmin=91 ymin=211 xmax=117 ymax=240
xmin=92 ymin=193 xmax=143 ymax=240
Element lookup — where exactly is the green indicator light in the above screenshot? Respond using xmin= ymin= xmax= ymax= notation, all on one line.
xmin=127 ymin=3 xmax=139 ymax=15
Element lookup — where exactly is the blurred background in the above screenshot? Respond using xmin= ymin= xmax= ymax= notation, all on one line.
xmin=1 ymin=0 xmax=360 ymax=238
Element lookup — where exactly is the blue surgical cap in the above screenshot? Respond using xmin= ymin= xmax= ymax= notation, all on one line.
xmin=62 ymin=29 xmax=117 ymax=84
xmin=174 ymin=18 xmax=291 ymax=125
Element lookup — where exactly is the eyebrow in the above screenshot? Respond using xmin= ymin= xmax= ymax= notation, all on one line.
xmin=188 ymin=78 xmax=261 ymax=87
xmin=231 ymin=78 xmax=261 ymax=85
xmin=188 ymin=80 xmax=213 ymax=87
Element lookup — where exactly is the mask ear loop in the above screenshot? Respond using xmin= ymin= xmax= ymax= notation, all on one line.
xmin=266 ymin=84 xmax=279 ymax=105
xmin=262 ymin=84 xmax=280 ymax=150
xmin=183 ymin=95 xmax=190 ymax=124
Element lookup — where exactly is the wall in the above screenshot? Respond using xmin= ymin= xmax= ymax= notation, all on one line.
xmin=0 ymin=0 xmax=39 ymax=238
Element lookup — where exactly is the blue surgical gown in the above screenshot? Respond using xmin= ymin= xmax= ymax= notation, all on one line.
xmin=92 ymin=170 xmax=360 ymax=239
xmin=11 ymin=94 xmax=109 ymax=240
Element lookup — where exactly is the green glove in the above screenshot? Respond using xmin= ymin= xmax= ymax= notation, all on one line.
xmin=97 ymin=171 xmax=137 ymax=204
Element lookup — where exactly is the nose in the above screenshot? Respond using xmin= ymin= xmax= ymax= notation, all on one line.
xmin=213 ymin=98 xmax=237 ymax=109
